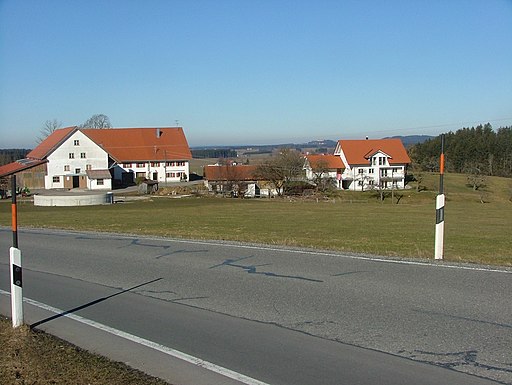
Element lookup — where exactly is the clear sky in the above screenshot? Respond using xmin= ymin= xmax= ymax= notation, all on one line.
xmin=1 ymin=0 xmax=511 ymax=149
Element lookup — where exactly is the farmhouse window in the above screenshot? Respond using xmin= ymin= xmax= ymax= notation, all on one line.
xmin=177 ymin=161 xmax=185 ymax=166
xmin=52 ymin=176 xmax=60 ymax=183
xmin=74 ymin=140 xmax=80 ymax=146
xmin=136 ymin=162 xmax=145 ymax=168
xmin=379 ymin=157 xmax=386 ymax=166
xmin=75 ymin=168 xmax=81 ymax=174
xmin=369 ymin=168 xmax=374 ymax=174
xmin=166 ymin=162 xmax=175 ymax=167
xmin=151 ymin=162 xmax=160 ymax=167
xmin=86 ymin=164 xmax=92 ymax=170
xmin=136 ymin=172 xmax=146 ymax=179
xmin=69 ymin=153 xmax=74 ymax=159
xmin=123 ymin=163 xmax=132 ymax=168
xmin=64 ymin=165 xmax=70 ymax=171
xmin=80 ymin=152 xmax=86 ymax=159
xmin=358 ymin=168 xmax=364 ymax=174
xmin=97 ymin=179 xmax=104 ymax=185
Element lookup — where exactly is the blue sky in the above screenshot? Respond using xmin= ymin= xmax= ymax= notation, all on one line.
xmin=1 ymin=0 xmax=511 ymax=149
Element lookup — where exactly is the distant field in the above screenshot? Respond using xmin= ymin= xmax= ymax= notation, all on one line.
xmin=189 ymin=154 xmax=272 ymax=175
xmin=1 ymin=173 xmax=511 ymax=266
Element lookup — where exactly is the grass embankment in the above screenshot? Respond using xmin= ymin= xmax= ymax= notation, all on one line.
xmin=0 ymin=317 xmax=169 ymax=385
xmin=1 ymin=173 xmax=511 ymax=266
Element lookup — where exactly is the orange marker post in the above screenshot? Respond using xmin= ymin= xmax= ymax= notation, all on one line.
xmin=435 ymin=135 xmax=445 ymax=260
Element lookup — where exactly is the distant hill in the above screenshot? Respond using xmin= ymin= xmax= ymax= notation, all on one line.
xmin=385 ymin=135 xmax=434 ymax=147
xmin=191 ymin=136 xmax=433 ymax=157
xmin=301 ymin=139 xmax=338 ymax=148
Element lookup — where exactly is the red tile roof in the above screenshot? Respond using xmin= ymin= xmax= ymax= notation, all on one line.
xmin=27 ymin=126 xmax=77 ymax=159
xmin=337 ymin=139 xmax=411 ymax=165
xmin=204 ymin=165 xmax=259 ymax=181
xmin=305 ymin=154 xmax=344 ymax=169
xmin=82 ymin=127 xmax=192 ymax=162
xmin=0 ymin=159 xmax=47 ymax=177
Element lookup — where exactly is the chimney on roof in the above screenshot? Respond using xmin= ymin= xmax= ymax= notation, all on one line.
xmin=156 ymin=128 xmax=162 ymax=138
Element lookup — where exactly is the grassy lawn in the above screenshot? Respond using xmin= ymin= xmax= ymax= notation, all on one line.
xmin=1 ymin=172 xmax=511 ymax=266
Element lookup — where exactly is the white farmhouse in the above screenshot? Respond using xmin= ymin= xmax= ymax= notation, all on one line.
xmin=333 ymin=139 xmax=411 ymax=191
xmin=22 ymin=126 xmax=192 ymax=190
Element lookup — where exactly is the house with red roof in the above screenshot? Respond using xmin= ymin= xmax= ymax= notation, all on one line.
xmin=203 ymin=163 xmax=263 ymax=197
xmin=303 ymin=154 xmax=345 ymax=189
xmin=333 ymin=139 xmax=411 ymax=191
xmin=1 ymin=126 xmax=192 ymax=191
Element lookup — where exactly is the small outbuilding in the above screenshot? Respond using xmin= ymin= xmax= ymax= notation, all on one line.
xmin=138 ymin=179 xmax=159 ymax=194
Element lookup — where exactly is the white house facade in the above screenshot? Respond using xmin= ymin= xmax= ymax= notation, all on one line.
xmin=113 ymin=160 xmax=189 ymax=186
xmin=25 ymin=126 xmax=192 ymax=191
xmin=45 ymin=130 xmax=112 ymax=190
xmin=334 ymin=139 xmax=411 ymax=191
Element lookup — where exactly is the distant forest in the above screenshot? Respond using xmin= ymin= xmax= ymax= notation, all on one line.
xmin=191 ymin=149 xmax=238 ymax=159
xmin=0 ymin=149 xmax=31 ymax=166
xmin=409 ymin=124 xmax=512 ymax=177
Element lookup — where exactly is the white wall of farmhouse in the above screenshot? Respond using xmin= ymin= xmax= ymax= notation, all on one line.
xmin=115 ymin=161 xmax=190 ymax=183
xmin=45 ymin=131 xmax=111 ymax=190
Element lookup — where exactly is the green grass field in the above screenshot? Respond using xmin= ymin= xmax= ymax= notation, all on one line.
xmin=1 ymin=173 xmax=511 ymax=266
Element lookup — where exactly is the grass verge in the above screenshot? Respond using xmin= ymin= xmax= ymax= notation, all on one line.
xmin=0 ymin=316 xmax=170 ymax=385
xmin=0 ymin=173 xmax=510 ymax=266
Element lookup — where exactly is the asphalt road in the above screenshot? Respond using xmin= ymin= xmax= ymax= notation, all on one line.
xmin=1 ymin=228 xmax=510 ymax=384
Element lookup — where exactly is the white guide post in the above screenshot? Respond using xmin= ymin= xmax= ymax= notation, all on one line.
xmin=434 ymin=194 xmax=445 ymax=260
xmin=434 ymin=134 xmax=445 ymax=261
xmin=10 ymin=246 xmax=23 ymax=327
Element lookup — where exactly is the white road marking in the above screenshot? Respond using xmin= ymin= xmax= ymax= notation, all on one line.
xmin=0 ymin=289 xmax=271 ymax=385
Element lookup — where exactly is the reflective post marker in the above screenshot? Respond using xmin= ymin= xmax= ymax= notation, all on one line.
xmin=10 ymin=247 xmax=23 ymax=327
xmin=10 ymin=175 xmax=23 ymax=327
xmin=435 ymin=135 xmax=445 ymax=260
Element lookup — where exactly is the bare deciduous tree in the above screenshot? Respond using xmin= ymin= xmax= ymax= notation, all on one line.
xmin=255 ymin=149 xmax=304 ymax=196
xmin=37 ymin=119 xmax=61 ymax=143
xmin=310 ymin=159 xmax=336 ymax=193
xmin=80 ymin=114 xmax=112 ymax=129
xmin=465 ymin=165 xmax=486 ymax=191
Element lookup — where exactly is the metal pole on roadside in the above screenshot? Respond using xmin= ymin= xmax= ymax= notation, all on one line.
xmin=434 ymin=134 xmax=445 ymax=260
xmin=10 ymin=175 xmax=24 ymax=327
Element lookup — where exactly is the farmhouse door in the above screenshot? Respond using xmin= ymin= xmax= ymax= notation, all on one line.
xmin=72 ymin=176 xmax=80 ymax=188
